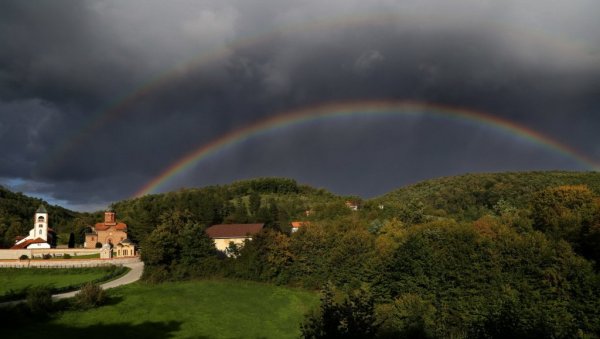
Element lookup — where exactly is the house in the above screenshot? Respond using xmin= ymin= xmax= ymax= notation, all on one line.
xmin=84 ymin=209 xmax=130 ymax=249
xmin=205 ymin=223 xmax=264 ymax=255
xmin=12 ymin=205 xmax=56 ymax=249
xmin=290 ymin=221 xmax=310 ymax=233
xmin=345 ymin=201 xmax=359 ymax=211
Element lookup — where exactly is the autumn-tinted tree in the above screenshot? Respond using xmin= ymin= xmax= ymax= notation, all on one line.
xmin=530 ymin=185 xmax=597 ymax=246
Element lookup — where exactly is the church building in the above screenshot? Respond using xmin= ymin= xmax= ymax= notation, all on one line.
xmin=84 ymin=209 xmax=129 ymax=249
xmin=12 ymin=205 xmax=56 ymax=249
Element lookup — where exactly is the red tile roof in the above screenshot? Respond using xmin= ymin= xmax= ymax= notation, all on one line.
xmin=11 ymin=238 xmax=47 ymax=249
xmin=205 ymin=223 xmax=264 ymax=238
xmin=94 ymin=222 xmax=127 ymax=231
xmin=291 ymin=221 xmax=310 ymax=228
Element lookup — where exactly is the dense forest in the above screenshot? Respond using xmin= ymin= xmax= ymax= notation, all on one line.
xmin=2 ymin=173 xmax=600 ymax=337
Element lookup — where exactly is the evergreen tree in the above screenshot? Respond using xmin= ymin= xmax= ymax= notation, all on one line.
xmin=67 ymin=232 xmax=75 ymax=248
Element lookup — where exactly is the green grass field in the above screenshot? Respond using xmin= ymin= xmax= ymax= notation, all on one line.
xmin=0 ymin=266 xmax=127 ymax=301
xmin=0 ymin=268 xmax=109 ymax=295
xmin=5 ymin=279 xmax=318 ymax=339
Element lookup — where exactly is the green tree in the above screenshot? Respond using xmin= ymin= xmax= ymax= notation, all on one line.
xmin=67 ymin=232 xmax=75 ymax=248
xmin=141 ymin=210 xmax=218 ymax=281
xmin=248 ymin=191 xmax=261 ymax=217
xmin=377 ymin=294 xmax=436 ymax=339
xmin=301 ymin=283 xmax=379 ymax=338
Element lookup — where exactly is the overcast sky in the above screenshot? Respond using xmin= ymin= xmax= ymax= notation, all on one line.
xmin=1 ymin=0 xmax=599 ymax=211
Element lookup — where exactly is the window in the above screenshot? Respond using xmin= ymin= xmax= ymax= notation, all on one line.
xmin=39 ymin=224 xmax=43 ymax=228
xmin=39 ymin=229 xmax=42 ymax=235
xmin=38 ymin=216 xmax=44 ymax=222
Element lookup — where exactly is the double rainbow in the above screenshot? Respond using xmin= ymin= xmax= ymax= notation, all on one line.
xmin=39 ymin=12 xmax=592 ymax=174
xmin=133 ymin=100 xmax=599 ymax=197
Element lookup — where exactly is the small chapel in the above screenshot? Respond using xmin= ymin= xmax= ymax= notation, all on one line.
xmin=11 ymin=205 xmax=56 ymax=249
xmin=84 ymin=209 xmax=131 ymax=252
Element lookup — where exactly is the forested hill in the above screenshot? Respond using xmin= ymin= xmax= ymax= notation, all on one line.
xmin=112 ymin=177 xmax=352 ymax=242
xmin=374 ymin=171 xmax=600 ymax=221
xmin=3 ymin=172 xmax=600 ymax=246
xmin=0 ymin=186 xmax=78 ymax=247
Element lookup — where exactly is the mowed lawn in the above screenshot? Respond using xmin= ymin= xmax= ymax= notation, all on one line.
xmin=8 ymin=280 xmax=319 ymax=339
xmin=0 ymin=267 xmax=114 ymax=296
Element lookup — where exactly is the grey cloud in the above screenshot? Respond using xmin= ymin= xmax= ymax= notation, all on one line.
xmin=0 ymin=0 xmax=598 ymax=210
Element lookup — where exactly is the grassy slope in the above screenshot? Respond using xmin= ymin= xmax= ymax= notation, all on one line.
xmin=0 ymin=268 xmax=111 ymax=296
xmin=8 ymin=280 xmax=318 ymax=339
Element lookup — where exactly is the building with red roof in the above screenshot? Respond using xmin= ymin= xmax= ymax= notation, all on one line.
xmin=290 ymin=221 xmax=310 ymax=233
xmin=84 ymin=209 xmax=129 ymax=249
xmin=205 ymin=223 xmax=264 ymax=255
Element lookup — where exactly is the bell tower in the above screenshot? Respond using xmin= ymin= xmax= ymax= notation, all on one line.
xmin=104 ymin=208 xmax=116 ymax=226
xmin=34 ymin=204 xmax=49 ymax=241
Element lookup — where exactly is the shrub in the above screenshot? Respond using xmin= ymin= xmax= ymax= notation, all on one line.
xmin=95 ymin=242 xmax=103 ymax=248
xmin=73 ymin=283 xmax=106 ymax=309
xmin=42 ymin=254 xmax=52 ymax=260
xmin=63 ymin=253 xmax=71 ymax=259
xmin=26 ymin=286 xmax=53 ymax=316
xmin=19 ymin=254 xmax=29 ymax=260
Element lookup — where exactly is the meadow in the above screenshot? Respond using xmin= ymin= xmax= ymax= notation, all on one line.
xmin=0 ymin=266 xmax=128 ymax=301
xmin=3 ymin=279 xmax=318 ymax=339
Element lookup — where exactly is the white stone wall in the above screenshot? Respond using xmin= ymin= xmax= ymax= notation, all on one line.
xmin=0 ymin=248 xmax=101 ymax=260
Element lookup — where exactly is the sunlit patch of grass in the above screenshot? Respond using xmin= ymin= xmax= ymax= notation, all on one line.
xmin=5 ymin=279 xmax=318 ymax=339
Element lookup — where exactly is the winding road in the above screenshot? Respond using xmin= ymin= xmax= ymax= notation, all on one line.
xmin=53 ymin=260 xmax=144 ymax=300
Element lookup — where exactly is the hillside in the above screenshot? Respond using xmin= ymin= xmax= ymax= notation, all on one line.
xmin=3 ymin=172 xmax=600 ymax=246
xmin=374 ymin=171 xmax=600 ymax=221
xmin=112 ymin=177 xmax=353 ymax=242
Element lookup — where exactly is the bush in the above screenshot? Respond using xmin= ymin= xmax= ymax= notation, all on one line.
xmin=19 ymin=254 xmax=29 ymax=260
xmin=42 ymin=254 xmax=52 ymax=260
xmin=73 ymin=282 xmax=106 ymax=309
xmin=26 ymin=286 xmax=53 ymax=316
xmin=63 ymin=253 xmax=71 ymax=259
xmin=95 ymin=242 xmax=103 ymax=248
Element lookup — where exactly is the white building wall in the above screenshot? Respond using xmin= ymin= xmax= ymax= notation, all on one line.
xmin=213 ymin=237 xmax=251 ymax=252
xmin=27 ymin=243 xmax=51 ymax=249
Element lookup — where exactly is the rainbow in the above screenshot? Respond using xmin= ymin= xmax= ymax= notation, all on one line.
xmin=133 ymin=100 xmax=600 ymax=197
xmin=38 ymin=12 xmax=592 ymax=174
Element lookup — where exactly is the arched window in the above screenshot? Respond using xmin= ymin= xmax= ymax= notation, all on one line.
xmin=39 ymin=229 xmax=42 ymax=235
xmin=37 ymin=216 xmax=45 ymax=222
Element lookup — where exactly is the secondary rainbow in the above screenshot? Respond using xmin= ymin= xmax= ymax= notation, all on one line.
xmin=39 ymin=12 xmax=590 ymax=175
xmin=133 ymin=100 xmax=599 ymax=197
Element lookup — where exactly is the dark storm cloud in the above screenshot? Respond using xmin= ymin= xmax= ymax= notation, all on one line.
xmin=0 ymin=0 xmax=599 ymax=210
